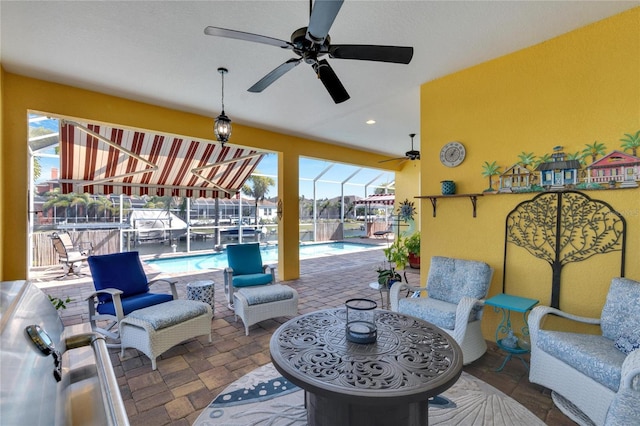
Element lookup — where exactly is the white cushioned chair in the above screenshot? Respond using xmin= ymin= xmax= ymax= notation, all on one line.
xmin=529 ymin=277 xmax=640 ymax=426
xmin=390 ymin=256 xmax=494 ymax=365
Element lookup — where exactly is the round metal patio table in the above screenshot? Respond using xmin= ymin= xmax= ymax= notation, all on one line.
xmin=269 ymin=308 xmax=463 ymax=426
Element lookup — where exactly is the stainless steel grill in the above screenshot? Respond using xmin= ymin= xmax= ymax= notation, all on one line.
xmin=1 ymin=281 xmax=128 ymax=426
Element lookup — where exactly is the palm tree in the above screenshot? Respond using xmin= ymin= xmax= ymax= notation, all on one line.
xmin=343 ymin=200 xmax=355 ymax=220
xmin=481 ymin=161 xmax=502 ymax=192
xmin=620 ymin=130 xmax=640 ymax=157
xmin=516 ymin=152 xmax=536 ymax=169
xmin=242 ymin=174 xmax=275 ymax=225
xmin=532 ymin=153 xmax=553 ymax=169
xmin=566 ymin=151 xmax=587 ymax=165
xmin=29 ymin=126 xmax=55 ymax=182
xmin=581 ymin=141 xmax=607 ymax=164
xmin=70 ymin=193 xmax=90 ymax=222
xmin=88 ymin=195 xmax=115 ymax=222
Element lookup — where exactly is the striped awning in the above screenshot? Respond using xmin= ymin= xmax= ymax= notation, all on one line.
xmin=58 ymin=120 xmax=264 ymax=198
xmin=355 ymin=193 xmax=395 ymax=206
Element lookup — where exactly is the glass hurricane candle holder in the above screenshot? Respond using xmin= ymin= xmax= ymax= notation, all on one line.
xmin=345 ymin=298 xmax=377 ymax=344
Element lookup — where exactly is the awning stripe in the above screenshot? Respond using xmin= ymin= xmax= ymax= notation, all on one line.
xmin=58 ymin=120 xmax=265 ymax=198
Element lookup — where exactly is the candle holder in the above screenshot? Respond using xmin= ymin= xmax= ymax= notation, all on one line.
xmin=345 ymin=298 xmax=377 ymax=344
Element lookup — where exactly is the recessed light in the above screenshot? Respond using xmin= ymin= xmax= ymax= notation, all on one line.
xmin=366 ymin=120 xmax=376 ymax=125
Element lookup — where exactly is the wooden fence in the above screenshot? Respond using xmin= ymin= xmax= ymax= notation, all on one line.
xmin=32 ymin=230 xmax=121 ymax=267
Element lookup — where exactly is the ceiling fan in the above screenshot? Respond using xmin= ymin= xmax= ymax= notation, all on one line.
xmin=379 ymin=133 xmax=420 ymax=163
xmin=204 ymin=0 xmax=413 ymax=104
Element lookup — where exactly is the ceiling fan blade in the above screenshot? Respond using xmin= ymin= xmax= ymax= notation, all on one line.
xmin=248 ymin=58 xmax=302 ymax=93
xmin=329 ymin=45 xmax=413 ymax=64
xmin=306 ymin=0 xmax=344 ymax=44
xmin=313 ymin=59 xmax=350 ymax=104
xmin=204 ymin=26 xmax=291 ymax=49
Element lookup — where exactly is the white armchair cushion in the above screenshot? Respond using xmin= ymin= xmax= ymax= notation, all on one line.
xmin=427 ymin=256 xmax=492 ymax=305
xmin=398 ymin=297 xmax=458 ymax=329
xmin=537 ymin=330 xmax=626 ymax=391
xmin=601 ymin=278 xmax=640 ymax=341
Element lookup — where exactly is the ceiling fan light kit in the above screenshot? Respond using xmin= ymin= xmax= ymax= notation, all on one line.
xmin=214 ymin=67 xmax=232 ymax=146
xmin=204 ymin=0 xmax=413 ymax=104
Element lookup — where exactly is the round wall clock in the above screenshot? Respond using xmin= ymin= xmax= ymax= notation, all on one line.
xmin=439 ymin=141 xmax=466 ymax=167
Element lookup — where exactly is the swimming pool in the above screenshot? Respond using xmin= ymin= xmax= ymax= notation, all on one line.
xmin=145 ymin=242 xmax=379 ymax=273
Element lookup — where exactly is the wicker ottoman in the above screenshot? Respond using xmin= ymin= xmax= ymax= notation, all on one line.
xmin=120 ymin=299 xmax=212 ymax=369
xmin=233 ymin=284 xmax=299 ymax=335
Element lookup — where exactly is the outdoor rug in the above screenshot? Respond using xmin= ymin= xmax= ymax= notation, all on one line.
xmin=194 ymin=363 xmax=544 ymax=426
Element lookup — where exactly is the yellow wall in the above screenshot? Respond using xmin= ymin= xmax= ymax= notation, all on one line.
xmin=0 ymin=68 xmax=4 ymax=279
xmin=395 ymin=159 xmax=421 ymax=238
xmin=0 ymin=71 xmax=402 ymax=280
xmin=420 ymin=8 xmax=640 ymax=337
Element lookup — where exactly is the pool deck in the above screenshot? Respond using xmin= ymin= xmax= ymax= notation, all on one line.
xmin=32 ymin=238 xmax=572 ymax=426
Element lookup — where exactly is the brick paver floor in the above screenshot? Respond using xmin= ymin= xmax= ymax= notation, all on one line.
xmin=37 ymin=243 xmax=576 ymax=425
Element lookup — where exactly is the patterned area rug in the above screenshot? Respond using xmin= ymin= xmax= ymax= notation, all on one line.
xmin=194 ymin=363 xmax=544 ymax=426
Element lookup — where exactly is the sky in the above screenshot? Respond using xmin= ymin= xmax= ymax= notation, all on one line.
xmin=31 ymin=116 xmax=394 ymax=200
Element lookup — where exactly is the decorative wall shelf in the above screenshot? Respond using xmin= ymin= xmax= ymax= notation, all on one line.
xmin=415 ymin=193 xmax=484 ymax=218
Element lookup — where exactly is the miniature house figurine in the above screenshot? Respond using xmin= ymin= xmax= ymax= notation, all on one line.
xmin=536 ymin=147 xmax=581 ymax=189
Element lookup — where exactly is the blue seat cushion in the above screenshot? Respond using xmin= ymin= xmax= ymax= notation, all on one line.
xmin=89 ymin=252 xmax=149 ymax=303
xmin=233 ymin=273 xmax=273 ymax=288
xmin=97 ymin=292 xmax=174 ymax=317
xmin=237 ymin=284 xmax=294 ymax=306
xmin=126 ymin=300 xmax=209 ymax=330
xmin=537 ymin=330 xmax=626 ymax=392
xmin=227 ymin=243 xmax=264 ymax=276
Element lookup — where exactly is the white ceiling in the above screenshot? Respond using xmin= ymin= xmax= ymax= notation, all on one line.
xmin=1 ymin=1 xmax=636 ymax=158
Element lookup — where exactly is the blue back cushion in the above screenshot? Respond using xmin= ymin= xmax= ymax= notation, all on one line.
xmin=227 ymin=243 xmax=264 ymax=276
xmin=88 ymin=252 xmax=149 ymax=303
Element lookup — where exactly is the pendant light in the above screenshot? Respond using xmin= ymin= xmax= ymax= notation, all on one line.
xmin=214 ymin=67 xmax=232 ymax=145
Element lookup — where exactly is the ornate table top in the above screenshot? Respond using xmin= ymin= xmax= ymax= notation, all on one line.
xmin=269 ymin=308 xmax=462 ymax=405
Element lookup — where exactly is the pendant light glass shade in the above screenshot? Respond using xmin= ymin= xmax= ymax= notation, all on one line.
xmin=214 ymin=111 xmax=231 ymax=145
xmin=214 ymin=67 xmax=232 ymax=145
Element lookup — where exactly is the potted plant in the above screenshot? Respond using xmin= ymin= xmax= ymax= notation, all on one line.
xmin=48 ymin=295 xmax=72 ymax=311
xmin=404 ymin=232 xmax=420 ymax=269
xmin=377 ymin=237 xmax=408 ymax=288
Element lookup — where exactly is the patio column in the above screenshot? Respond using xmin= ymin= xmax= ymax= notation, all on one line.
xmin=278 ymin=151 xmax=300 ymax=280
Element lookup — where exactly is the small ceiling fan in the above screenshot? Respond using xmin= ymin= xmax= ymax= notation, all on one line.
xmin=379 ymin=133 xmax=420 ymax=163
xmin=204 ymin=0 xmax=413 ymax=104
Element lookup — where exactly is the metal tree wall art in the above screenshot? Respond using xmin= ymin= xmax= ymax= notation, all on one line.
xmin=503 ymin=190 xmax=626 ymax=308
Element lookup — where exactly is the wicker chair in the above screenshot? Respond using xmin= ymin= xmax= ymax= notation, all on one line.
xmin=224 ymin=243 xmax=298 ymax=335
xmin=223 ymin=243 xmax=276 ymax=307
xmin=390 ymin=256 xmax=494 ymax=365
xmin=86 ymin=251 xmax=178 ymax=345
xmin=529 ymin=277 xmax=640 ymax=426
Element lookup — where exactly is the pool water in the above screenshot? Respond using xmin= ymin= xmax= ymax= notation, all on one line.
xmin=145 ymin=242 xmax=378 ymax=273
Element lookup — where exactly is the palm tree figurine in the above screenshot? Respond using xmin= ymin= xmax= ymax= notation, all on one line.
xmin=620 ymin=130 xmax=640 ymax=157
xmin=581 ymin=141 xmax=607 ymax=164
xmin=481 ymin=161 xmax=502 ymax=192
